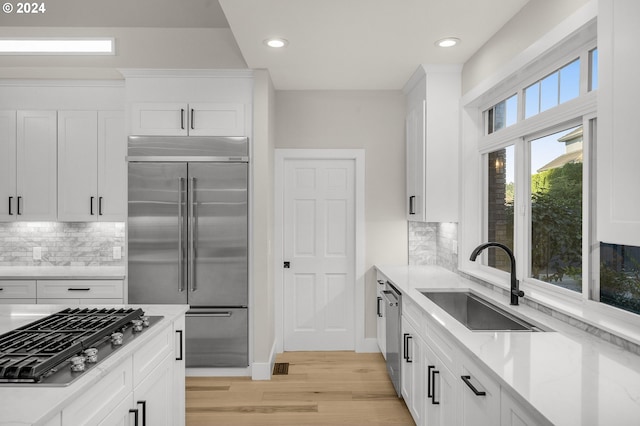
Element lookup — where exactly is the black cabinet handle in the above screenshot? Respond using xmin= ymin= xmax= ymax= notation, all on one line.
xmin=8 ymin=197 xmax=12 ymax=215
xmin=129 ymin=408 xmax=139 ymax=426
xmin=90 ymin=196 xmax=95 ymax=215
xmin=431 ymin=370 xmax=440 ymax=405
xmin=17 ymin=196 xmax=22 ymax=215
xmin=190 ymin=108 xmax=195 ymax=130
xmin=68 ymin=288 xmax=91 ymax=291
xmin=377 ymin=296 xmax=382 ymax=317
xmin=137 ymin=400 xmax=147 ymax=426
xmin=427 ymin=365 xmax=435 ymax=398
xmin=176 ymin=329 xmax=183 ymax=361
xmin=181 ymin=109 xmax=185 ymax=129
xmin=461 ymin=375 xmax=486 ymax=396
xmin=409 ymin=195 xmax=416 ymax=215
xmin=403 ymin=333 xmax=412 ymax=363
xmin=99 ymin=197 xmax=103 ymax=215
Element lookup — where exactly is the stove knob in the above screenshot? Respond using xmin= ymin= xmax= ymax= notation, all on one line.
xmin=111 ymin=332 xmax=124 ymax=346
xmin=70 ymin=355 xmax=86 ymax=372
xmin=131 ymin=319 xmax=143 ymax=332
xmin=140 ymin=316 xmax=150 ymax=327
xmin=84 ymin=347 xmax=99 ymax=363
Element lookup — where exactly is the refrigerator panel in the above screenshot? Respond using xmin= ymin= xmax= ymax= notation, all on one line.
xmin=188 ymin=162 xmax=248 ymax=307
xmin=128 ymin=162 xmax=188 ymax=304
xmin=185 ymin=308 xmax=248 ymax=367
xmin=128 ymin=135 xmax=248 ymax=158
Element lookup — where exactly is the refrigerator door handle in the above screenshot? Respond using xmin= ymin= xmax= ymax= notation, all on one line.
xmin=188 ymin=176 xmax=196 ymax=292
xmin=178 ymin=177 xmax=185 ymax=292
xmin=187 ymin=311 xmax=233 ymax=317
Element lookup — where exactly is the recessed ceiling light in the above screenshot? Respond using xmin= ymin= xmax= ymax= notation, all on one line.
xmin=264 ymin=38 xmax=288 ymax=48
xmin=435 ymin=38 xmax=460 ymax=48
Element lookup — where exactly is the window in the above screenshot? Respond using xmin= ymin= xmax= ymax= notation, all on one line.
xmin=487 ymin=145 xmax=515 ymax=272
xmin=525 ymin=59 xmax=580 ymax=118
xmin=589 ymin=48 xmax=599 ymax=91
xmin=529 ymin=126 xmax=583 ymax=292
xmin=600 ymin=243 xmax=640 ymax=315
xmin=485 ymin=95 xmax=517 ymax=134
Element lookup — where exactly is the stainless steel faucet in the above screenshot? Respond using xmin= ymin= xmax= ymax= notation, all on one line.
xmin=470 ymin=242 xmax=524 ymax=306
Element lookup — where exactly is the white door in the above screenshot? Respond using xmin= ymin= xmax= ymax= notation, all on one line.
xmin=283 ymin=158 xmax=356 ymax=351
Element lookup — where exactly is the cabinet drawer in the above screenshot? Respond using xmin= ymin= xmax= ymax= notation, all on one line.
xmin=0 ymin=280 xmax=36 ymax=299
xmin=37 ymin=280 xmax=123 ymax=299
xmin=424 ymin=314 xmax=456 ymax=370
xmin=63 ymin=356 xmax=133 ymax=425
xmin=403 ymin=296 xmax=424 ymax=332
xmin=133 ymin=324 xmax=172 ymax=387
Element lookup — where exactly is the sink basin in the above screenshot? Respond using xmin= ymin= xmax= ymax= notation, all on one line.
xmin=419 ymin=290 xmax=549 ymax=332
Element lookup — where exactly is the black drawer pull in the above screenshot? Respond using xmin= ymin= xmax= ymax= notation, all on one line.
xmin=68 ymin=288 xmax=91 ymax=291
xmin=461 ymin=375 xmax=486 ymax=396
xmin=403 ymin=333 xmax=412 ymax=362
xmin=176 ymin=329 xmax=183 ymax=361
xmin=409 ymin=195 xmax=416 ymax=215
xmin=431 ymin=369 xmax=440 ymax=404
xmin=8 ymin=197 xmax=12 ymax=215
xmin=17 ymin=196 xmax=22 ymax=215
xmin=377 ymin=296 xmax=382 ymax=317
xmin=129 ymin=408 xmax=139 ymax=426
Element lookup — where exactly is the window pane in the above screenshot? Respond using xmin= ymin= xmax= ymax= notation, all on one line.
xmin=488 ymin=145 xmax=515 ymax=273
xmin=600 ymin=243 xmax=640 ymax=314
xmin=530 ymin=126 xmax=582 ymax=291
xmin=540 ymin=72 xmax=559 ymax=113
xmin=525 ymin=83 xmax=540 ymax=119
xmin=505 ymin=95 xmax=518 ymax=127
xmin=559 ymin=59 xmax=580 ymax=103
xmin=590 ymin=48 xmax=599 ymax=91
xmin=494 ymin=101 xmax=506 ymax=132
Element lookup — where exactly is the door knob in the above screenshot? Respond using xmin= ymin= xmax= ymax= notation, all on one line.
xmin=283 ymin=261 xmax=290 ymax=268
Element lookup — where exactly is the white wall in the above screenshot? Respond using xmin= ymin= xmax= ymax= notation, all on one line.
xmin=0 ymin=27 xmax=247 ymax=79
xmin=275 ymin=90 xmax=408 ymax=338
xmin=462 ymin=0 xmax=590 ymax=95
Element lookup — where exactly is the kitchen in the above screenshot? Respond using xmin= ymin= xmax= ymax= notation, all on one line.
xmin=1 ymin=0 xmax=640 ymax=425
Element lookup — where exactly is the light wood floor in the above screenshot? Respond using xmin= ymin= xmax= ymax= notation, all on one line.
xmin=186 ymin=351 xmax=415 ymax=426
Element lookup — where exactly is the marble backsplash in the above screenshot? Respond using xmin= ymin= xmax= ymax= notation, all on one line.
xmin=0 ymin=222 xmax=125 ymax=267
xmin=409 ymin=221 xmax=458 ymax=272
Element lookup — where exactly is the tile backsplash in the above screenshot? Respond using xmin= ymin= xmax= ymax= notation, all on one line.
xmin=0 ymin=222 xmax=125 ymax=267
xmin=409 ymin=221 xmax=458 ymax=272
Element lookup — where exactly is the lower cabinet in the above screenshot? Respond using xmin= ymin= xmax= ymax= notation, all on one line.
xmin=133 ymin=353 xmax=173 ymax=426
xmin=376 ymin=274 xmax=387 ymax=358
xmin=459 ymin=356 xmax=500 ymax=426
xmin=0 ymin=279 xmax=36 ymax=304
xmin=36 ymin=279 xmax=124 ymax=304
xmin=401 ymin=318 xmax=424 ymax=426
xmin=423 ymin=344 xmax=457 ymax=426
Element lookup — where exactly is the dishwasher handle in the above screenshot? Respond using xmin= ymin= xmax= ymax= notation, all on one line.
xmin=382 ymin=290 xmax=398 ymax=306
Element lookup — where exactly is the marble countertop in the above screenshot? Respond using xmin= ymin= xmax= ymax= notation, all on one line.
xmin=0 ymin=303 xmax=188 ymax=426
xmin=0 ymin=266 xmax=126 ymax=279
xmin=377 ymin=264 xmax=640 ymax=426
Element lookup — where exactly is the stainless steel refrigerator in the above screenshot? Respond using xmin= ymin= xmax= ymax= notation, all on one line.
xmin=127 ymin=136 xmax=248 ymax=368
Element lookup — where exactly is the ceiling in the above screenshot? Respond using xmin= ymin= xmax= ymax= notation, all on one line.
xmin=0 ymin=0 xmax=530 ymax=90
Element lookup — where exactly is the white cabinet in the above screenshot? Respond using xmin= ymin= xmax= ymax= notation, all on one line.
xmin=0 ymin=280 xmax=36 ymax=304
xmin=459 ymin=356 xmax=501 ymax=426
xmin=501 ymin=389 xmax=553 ymax=426
xmin=376 ymin=273 xmax=387 ymax=358
xmin=57 ymin=110 xmax=126 ymax=222
xmin=423 ymin=343 xmax=457 ymax=426
xmin=597 ymin=0 xmax=640 ymax=246
xmin=403 ymin=66 xmax=461 ymax=222
xmin=172 ymin=315 xmax=186 ymax=426
xmin=36 ymin=279 xmax=124 ymax=304
xmin=131 ymin=102 xmax=245 ymax=136
xmin=401 ymin=317 xmax=424 ymax=426
xmin=133 ymin=353 xmax=173 ymax=426
xmin=0 ymin=110 xmax=57 ymax=221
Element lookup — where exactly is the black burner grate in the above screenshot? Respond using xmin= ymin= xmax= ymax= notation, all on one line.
xmin=0 ymin=308 xmax=144 ymax=382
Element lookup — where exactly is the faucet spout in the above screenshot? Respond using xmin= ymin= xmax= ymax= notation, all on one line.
xmin=470 ymin=242 xmax=524 ymax=306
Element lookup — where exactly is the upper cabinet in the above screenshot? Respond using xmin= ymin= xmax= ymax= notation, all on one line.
xmin=131 ymin=102 xmax=245 ymax=136
xmin=0 ymin=110 xmax=57 ymax=222
xmin=122 ymin=69 xmax=253 ymax=137
xmin=58 ymin=110 xmax=126 ymax=222
xmin=403 ymin=66 xmax=461 ymax=223
xmin=597 ymin=0 xmax=640 ymax=246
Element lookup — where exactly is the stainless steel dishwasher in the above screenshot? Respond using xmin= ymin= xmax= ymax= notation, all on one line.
xmin=382 ymin=282 xmax=402 ymax=397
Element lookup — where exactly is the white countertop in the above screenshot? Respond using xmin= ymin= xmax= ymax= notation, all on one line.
xmin=0 ymin=303 xmax=188 ymax=426
xmin=377 ymin=264 xmax=640 ymax=426
xmin=0 ymin=266 xmax=125 ymax=279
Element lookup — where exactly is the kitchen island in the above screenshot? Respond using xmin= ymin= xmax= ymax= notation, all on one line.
xmin=0 ymin=303 xmax=187 ymax=426
xmin=377 ymin=264 xmax=640 ymax=426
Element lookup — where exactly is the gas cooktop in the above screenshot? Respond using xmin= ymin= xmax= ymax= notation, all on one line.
xmin=0 ymin=307 xmax=162 ymax=386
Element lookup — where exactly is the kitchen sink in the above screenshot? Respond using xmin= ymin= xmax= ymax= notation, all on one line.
xmin=419 ymin=289 xmax=550 ymax=332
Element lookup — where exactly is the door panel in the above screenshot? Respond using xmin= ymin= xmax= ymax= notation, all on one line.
xmin=0 ymin=111 xmax=16 ymax=221
xmin=188 ymin=163 xmax=248 ymax=307
xmin=283 ymin=159 xmax=355 ymax=350
xmin=128 ymin=162 xmax=188 ymax=304
xmin=185 ymin=308 xmax=248 ymax=367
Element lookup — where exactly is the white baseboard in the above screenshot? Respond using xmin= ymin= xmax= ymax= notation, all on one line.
xmin=251 ymin=340 xmax=277 ymax=380
xmin=357 ymin=337 xmax=381 ymax=353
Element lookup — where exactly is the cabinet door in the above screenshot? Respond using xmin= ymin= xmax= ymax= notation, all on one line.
xmin=131 ymin=103 xmax=188 ymax=136
xmin=0 ymin=111 xmax=17 ymax=221
xmin=460 ymin=358 xmax=500 ymax=426
xmin=501 ymin=389 xmax=553 ymax=426
xmin=401 ymin=319 xmax=424 ymax=426
xmin=37 ymin=279 xmax=123 ymax=301
xmin=97 ymin=393 xmax=135 ymax=426
xmin=376 ymin=278 xmax=386 ymax=358
xmin=424 ymin=344 xmax=457 ymax=426
xmin=98 ymin=110 xmax=126 ymax=221
xmin=172 ymin=315 xmax=186 ymax=426
xmin=406 ymin=98 xmax=426 ymax=221
xmin=16 ymin=110 xmax=57 ymax=221
xmin=134 ymin=353 xmax=173 ymax=426
xmin=0 ymin=280 xmax=36 ymax=299
xmin=188 ymin=103 xmax=245 ymax=136
xmin=57 ymin=110 xmax=98 ymax=222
